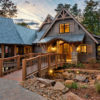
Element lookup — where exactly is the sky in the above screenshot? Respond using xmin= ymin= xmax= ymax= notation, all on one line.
xmin=12 ymin=0 xmax=100 ymax=29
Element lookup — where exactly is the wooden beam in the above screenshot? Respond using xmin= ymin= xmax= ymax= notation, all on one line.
xmin=1 ymin=45 xmax=4 ymax=58
xmin=22 ymin=59 xmax=27 ymax=81
xmin=14 ymin=45 xmax=17 ymax=56
xmin=0 ymin=58 xmax=3 ymax=77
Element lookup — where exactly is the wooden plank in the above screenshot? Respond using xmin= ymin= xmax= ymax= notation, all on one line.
xmin=22 ymin=59 xmax=27 ymax=81
xmin=0 ymin=59 xmax=3 ymax=77
xmin=14 ymin=45 xmax=17 ymax=56
xmin=38 ymin=56 xmax=41 ymax=77
xmin=17 ymin=55 xmax=20 ymax=69
xmin=1 ymin=45 xmax=4 ymax=58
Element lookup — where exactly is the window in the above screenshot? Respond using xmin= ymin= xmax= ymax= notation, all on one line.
xmin=60 ymin=24 xmax=64 ymax=33
xmin=77 ymin=44 xmax=87 ymax=53
xmin=60 ymin=23 xmax=70 ymax=33
xmin=65 ymin=24 xmax=70 ymax=32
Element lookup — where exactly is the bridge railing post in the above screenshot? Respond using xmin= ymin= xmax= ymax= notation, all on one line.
xmin=17 ymin=55 xmax=20 ymax=70
xmin=0 ymin=58 xmax=3 ymax=77
xmin=48 ymin=54 xmax=51 ymax=71
xmin=38 ymin=56 xmax=41 ymax=77
xmin=22 ymin=59 xmax=27 ymax=81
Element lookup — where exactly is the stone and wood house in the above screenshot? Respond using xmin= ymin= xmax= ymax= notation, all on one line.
xmin=0 ymin=8 xmax=100 ymax=64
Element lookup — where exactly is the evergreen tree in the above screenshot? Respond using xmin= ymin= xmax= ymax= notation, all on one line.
xmin=71 ymin=4 xmax=81 ymax=16
xmin=55 ymin=3 xmax=71 ymax=13
xmin=0 ymin=0 xmax=17 ymax=17
xmin=82 ymin=0 xmax=99 ymax=34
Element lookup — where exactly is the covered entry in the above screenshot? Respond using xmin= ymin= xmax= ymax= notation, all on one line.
xmin=39 ymin=33 xmax=85 ymax=64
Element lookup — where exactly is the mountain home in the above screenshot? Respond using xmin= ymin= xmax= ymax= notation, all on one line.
xmin=0 ymin=8 xmax=100 ymax=64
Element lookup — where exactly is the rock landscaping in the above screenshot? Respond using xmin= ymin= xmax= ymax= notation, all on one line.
xmin=22 ymin=67 xmax=100 ymax=100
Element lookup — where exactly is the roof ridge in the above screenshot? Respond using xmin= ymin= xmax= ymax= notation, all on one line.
xmin=40 ymin=8 xmax=98 ymax=44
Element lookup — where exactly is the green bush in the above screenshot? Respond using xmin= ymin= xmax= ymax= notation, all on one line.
xmin=66 ymin=82 xmax=78 ymax=89
xmin=95 ymin=82 xmax=100 ymax=93
xmin=76 ymin=62 xmax=84 ymax=68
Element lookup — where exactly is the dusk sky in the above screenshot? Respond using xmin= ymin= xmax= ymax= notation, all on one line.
xmin=12 ymin=0 xmax=100 ymax=29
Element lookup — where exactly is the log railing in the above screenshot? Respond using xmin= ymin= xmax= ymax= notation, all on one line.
xmin=0 ymin=53 xmax=46 ymax=76
xmin=22 ymin=53 xmax=67 ymax=81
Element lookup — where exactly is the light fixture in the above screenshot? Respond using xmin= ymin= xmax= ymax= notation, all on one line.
xmin=48 ymin=69 xmax=54 ymax=74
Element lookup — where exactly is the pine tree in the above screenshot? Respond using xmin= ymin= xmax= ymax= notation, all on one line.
xmin=0 ymin=0 xmax=17 ymax=18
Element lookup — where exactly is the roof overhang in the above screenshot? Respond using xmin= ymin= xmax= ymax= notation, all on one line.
xmin=38 ymin=33 xmax=85 ymax=44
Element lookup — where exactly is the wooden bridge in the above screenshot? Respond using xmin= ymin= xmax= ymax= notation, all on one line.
xmin=0 ymin=53 xmax=67 ymax=82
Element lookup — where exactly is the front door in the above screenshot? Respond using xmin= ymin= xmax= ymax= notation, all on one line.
xmin=63 ymin=43 xmax=72 ymax=61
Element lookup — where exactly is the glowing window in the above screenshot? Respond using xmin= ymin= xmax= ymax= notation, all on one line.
xmin=65 ymin=24 xmax=70 ymax=32
xmin=60 ymin=24 xmax=64 ymax=33
xmin=98 ymin=46 xmax=100 ymax=51
xmin=77 ymin=45 xmax=87 ymax=53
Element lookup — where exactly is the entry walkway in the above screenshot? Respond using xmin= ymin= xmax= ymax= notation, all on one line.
xmin=2 ymin=69 xmax=22 ymax=82
xmin=0 ymin=78 xmax=47 ymax=100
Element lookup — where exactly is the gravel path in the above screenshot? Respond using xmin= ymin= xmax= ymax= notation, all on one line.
xmin=0 ymin=78 xmax=47 ymax=100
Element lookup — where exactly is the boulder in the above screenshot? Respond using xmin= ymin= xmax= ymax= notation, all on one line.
xmin=54 ymin=82 xmax=65 ymax=91
xmin=65 ymin=80 xmax=74 ymax=85
xmin=63 ymin=92 xmax=84 ymax=100
xmin=97 ymin=75 xmax=100 ymax=81
xmin=37 ymin=78 xmax=55 ymax=86
xmin=74 ymin=75 xmax=86 ymax=82
xmin=62 ymin=88 xmax=69 ymax=94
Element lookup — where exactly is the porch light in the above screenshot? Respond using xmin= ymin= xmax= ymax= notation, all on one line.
xmin=48 ymin=69 xmax=54 ymax=74
xmin=76 ymin=71 xmax=80 ymax=74
xmin=51 ymin=47 xmax=57 ymax=52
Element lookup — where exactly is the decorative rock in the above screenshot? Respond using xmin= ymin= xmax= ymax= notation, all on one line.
xmin=62 ymin=88 xmax=69 ymax=94
xmin=40 ymin=83 xmax=45 ymax=88
xmin=65 ymin=80 xmax=74 ymax=85
xmin=54 ymin=82 xmax=65 ymax=91
xmin=63 ymin=92 xmax=84 ymax=100
xmin=74 ymin=75 xmax=86 ymax=82
xmin=37 ymin=78 xmax=55 ymax=86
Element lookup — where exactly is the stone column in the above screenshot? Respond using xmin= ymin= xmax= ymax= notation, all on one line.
xmin=71 ymin=44 xmax=78 ymax=64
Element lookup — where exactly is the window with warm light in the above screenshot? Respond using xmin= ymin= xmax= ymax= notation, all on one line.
xmin=65 ymin=23 xmax=70 ymax=32
xmin=77 ymin=45 xmax=87 ymax=53
xmin=60 ymin=23 xmax=70 ymax=33
xmin=60 ymin=24 xmax=64 ymax=33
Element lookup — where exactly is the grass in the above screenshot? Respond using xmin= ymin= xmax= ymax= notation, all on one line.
xmin=65 ymin=82 xmax=78 ymax=89
xmin=95 ymin=82 xmax=100 ymax=93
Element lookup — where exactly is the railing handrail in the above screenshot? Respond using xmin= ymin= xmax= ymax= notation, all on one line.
xmin=22 ymin=53 xmax=67 ymax=81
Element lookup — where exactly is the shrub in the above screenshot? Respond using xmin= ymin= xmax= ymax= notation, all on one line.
xmin=66 ymin=82 xmax=78 ymax=89
xmin=81 ymin=85 xmax=88 ymax=89
xmin=76 ymin=62 xmax=84 ymax=68
xmin=95 ymin=82 xmax=100 ymax=93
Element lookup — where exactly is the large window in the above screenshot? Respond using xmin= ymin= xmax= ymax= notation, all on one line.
xmin=77 ymin=44 xmax=87 ymax=53
xmin=60 ymin=23 xmax=70 ymax=33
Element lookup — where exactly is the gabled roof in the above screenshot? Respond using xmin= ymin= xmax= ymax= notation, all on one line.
xmin=0 ymin=17 xmax=24 ymax=45
xmin=38 ymin=33 xmax=85 ymax=44
xmin=15 ymin=25 xmax=36 ymax=45
xmin=41 ymin=8 xmax=99 ymax=44
xmin=38 ymin=14 xmax=53 ymax=31
xmin=0 ymin=17 xmax=36 ymax=45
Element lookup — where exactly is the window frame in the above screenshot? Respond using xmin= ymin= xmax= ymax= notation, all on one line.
xmin=59 ymin=23 xmax=70 ymax=34
xmin=77 ymin=44 xmax=87 ymax=53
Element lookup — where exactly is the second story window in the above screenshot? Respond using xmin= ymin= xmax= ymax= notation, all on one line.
xmin=60 ymin=23 xmax=70 ymax=33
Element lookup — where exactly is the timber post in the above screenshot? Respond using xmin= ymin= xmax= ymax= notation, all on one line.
xmin=55 ymin=54 xmax=58 ymax=68
xmin=48 ymin=54 xmax=51 ymax=71
xmin=38 ymin=56 xmax=41 ymax=77
xmin=14 ymin=45 xmax=17 ymax=56
xmin=22 ymin=59 xmax=27 ymax=81
xmin=17 ymin=55 xmax=20 ymax=70
xmin=0 ymin=58 xmax=3 ymax=77
xmin=1 ymin=45 xmax=4 ymax=58
xmin=29 ymin=54 xmax=33 ymax=66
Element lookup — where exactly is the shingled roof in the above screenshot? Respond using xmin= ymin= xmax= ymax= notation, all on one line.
xmin=0 ymin=17 xmax=36 ymax=45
